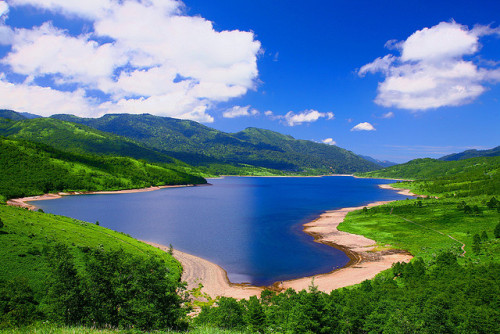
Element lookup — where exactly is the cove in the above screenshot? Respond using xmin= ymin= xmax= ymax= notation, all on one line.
xmin=31 ymin=176 xmax=411 ymax=286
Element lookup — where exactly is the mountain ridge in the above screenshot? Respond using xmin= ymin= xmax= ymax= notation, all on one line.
xmin=51 ymin=113 xmax=381 ymax=174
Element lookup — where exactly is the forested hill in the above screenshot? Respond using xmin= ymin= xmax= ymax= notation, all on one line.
xmin=0 ymin=116 xmax=184 ymax=165
xmin=439 ymin=146 xmax=500 ymax=161
xmin=51 ymin=113 xmax=381 ymax=174
xmin=356 ymin=156 xmax=500 ymax=197
xmin=0 ymin=137 xmax=206 ymax=201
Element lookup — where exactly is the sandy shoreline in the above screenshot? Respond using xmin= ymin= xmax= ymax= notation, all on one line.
xmin=146 ymin=183 xmax=416 ymax=298
xmin=6 ymin=184 xmax=200 ymax=210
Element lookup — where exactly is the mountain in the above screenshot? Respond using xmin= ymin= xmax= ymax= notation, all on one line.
xmin=51 ymin=113 xmax=381 ymax=174
xmin=0 ymin=109 xmax=26 ymax=121
xmin=439 ymin=146 xmax=500 ymax=161
xmin=359 ymin=155 xmax=397 ymax=168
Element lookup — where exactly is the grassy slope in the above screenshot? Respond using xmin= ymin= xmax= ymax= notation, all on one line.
xmin=0 ymin=204 xmax=182 ymax=299
xmin=0 ymin=137 xmax=206 ymax=202
xmin=339 ymin=197 xmax=499 ymax=262
xmin=344 ymin=156 xmax=500 ymax=263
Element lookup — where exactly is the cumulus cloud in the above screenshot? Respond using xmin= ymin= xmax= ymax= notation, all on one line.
xmin=359 ymin=21 xmax=500 ymax=110
xmin=281 ymin=109 xmax=334 ymax=126
xmin=0 ymin=0 xmax=262 ymax=121
xmin=351 ymin=122 xmax=376 ymax=131
xmin=0 ymin=76 xmax=97 ymax=117
xmin=322 ymin=138 xmax=336 ymax=145
xmin=223 ymin=105 xmax=259 ymax=118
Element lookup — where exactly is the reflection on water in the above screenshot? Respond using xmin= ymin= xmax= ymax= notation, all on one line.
xmin=32 ymin=176 xmax=410 ymax=285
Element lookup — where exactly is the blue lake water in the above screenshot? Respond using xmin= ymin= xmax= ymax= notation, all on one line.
xmin=31 ymin=176 xmax=411 ymax=286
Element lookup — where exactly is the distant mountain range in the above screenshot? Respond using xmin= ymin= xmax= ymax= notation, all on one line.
xmin=358 ymin=155 xmax=397 ymax=168
xmin=439 ymin=146 xmax=500 ymax=161
xmin=50 ymin=113 xmax=381 ymax=174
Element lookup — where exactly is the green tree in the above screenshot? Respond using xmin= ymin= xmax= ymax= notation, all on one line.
xmin=0 ymin=278 xmax=40 ymax=328
xmin=486 ymin=196 xmax=498 ymax=209
xmin=246 ymin=296 xmax=266 ymax=333
xmin=480 ymin=231 xmax=488 ymax=242
xmin=0 ymin=218 xmax=3 ymax=228
xmin=42 ymin=244 xmax=84 ymax=325
xmin=472 ymin=234 xmax=481 ymax=254
xmin=494 ymin=222 xmax=500 ymax=238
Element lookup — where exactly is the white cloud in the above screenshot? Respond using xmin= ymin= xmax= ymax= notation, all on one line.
xmin=281 ymin=109 xmax=334 ymax=126
xmin=8 ymin=0 xmax=116 ymax=20
xmin=223 ymin=105 xmax=259 ymax=118
xmin=0 ymin=0 xmax=262 ymax=122
xmin=381 ymin=111 xmax=394 ymax=119
xmin=0 ymin=2 xmax=9 ymax=17
xmin=0 ymin=77 xmax=97 ymax=117
xmin=264 ymin=110 xmax=273 ymax=116
xmin=359 ymin=21 xmax=500 ymax=111
xmin=351 ymin=122 xmax=376 ymax=131
xmin=322 ymin=138 xmax=336 ymax=145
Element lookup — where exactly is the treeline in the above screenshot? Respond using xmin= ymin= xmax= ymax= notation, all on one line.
xmin=0 ymin=137 xmax=206 ymax=201
xmin=195 ymin=252 xmax=499 ymax=333
xmin=0 ymin=244 xmax=188 ymax=330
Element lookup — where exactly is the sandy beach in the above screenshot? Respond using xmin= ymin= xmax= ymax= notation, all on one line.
xmin=147 ymin=183 xmax=415 ymax=298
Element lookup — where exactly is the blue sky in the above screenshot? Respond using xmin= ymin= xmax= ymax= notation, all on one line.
xmin=0 ymin=0 xmax=499 ymax=162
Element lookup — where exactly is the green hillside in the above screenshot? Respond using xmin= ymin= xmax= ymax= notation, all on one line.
xmin=356 ymin=156 xmax=500 ymax=197
xmin=440 ymin=146 xmax=500 ymax=161
xmin=51 ymin=113 xmax=380 ymax=174
xmin=0 ymin=204 xmax=187 ymax=330
xmin=0 ymin=117 xmax=181 ymax=165
xmin=0 ymin=137 xmax=206 ymax=202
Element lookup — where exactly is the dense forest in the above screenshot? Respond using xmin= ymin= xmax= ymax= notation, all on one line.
xmin=51 ymin=113 xmax=381 ymax=174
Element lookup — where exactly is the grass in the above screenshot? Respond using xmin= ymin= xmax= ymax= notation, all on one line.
xmin=339 ymin=195 xmax=500 ymax=263
xmin=0 ymin=204 xmax=181 ymax=298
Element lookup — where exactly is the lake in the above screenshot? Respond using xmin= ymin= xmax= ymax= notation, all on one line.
xmin=31 ymin=176 xmax=411 ymax=286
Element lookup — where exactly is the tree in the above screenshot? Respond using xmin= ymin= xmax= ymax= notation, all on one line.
xmin=480 ymin=231 xmax=488 ymax=242
xmin=245 ymin=296 xmax=266 ymax=333
xmin=42 ymin=244 xmax=84 ymax=325
xmin=486 ymin=197 xmax=498 ymax=209
xmin=494 ymin=222 xmax=500 ymax=239
xmin=0 ymin=218 xmax=3 ymax=228
xmin=472 ymin=234 xmax=481 ymax=254
xmin=0 ymin=278 xmax=40 ymax=327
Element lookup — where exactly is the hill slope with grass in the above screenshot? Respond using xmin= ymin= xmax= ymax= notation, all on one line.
xmin=0 ymin=137 xmax=206 ymax=202
xmin=51 ymin=113 xmax=380 ymax=174
xmin=0 ymin=204 xmax=188 ymax=330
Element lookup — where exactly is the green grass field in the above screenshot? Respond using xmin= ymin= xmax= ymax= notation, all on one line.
xmin=339 ymin=195 xmax=500 ymax=263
